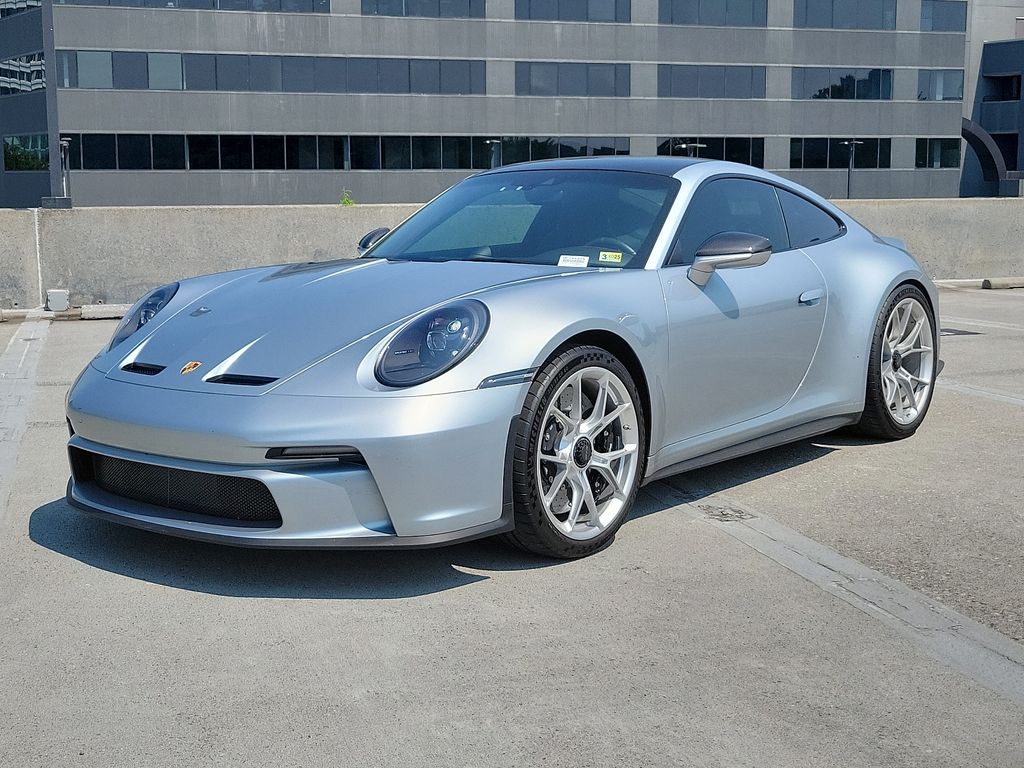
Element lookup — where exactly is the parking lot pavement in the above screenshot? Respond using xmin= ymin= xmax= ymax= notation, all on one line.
xmin=1 ymin=291 xmax=1023 ymax=767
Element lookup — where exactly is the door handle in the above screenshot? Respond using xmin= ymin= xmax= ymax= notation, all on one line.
xmin=798 ymin=288 xmax=825 ymax=306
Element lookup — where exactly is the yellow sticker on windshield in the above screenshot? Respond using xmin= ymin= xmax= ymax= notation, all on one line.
xmin=599 ymin=251 xmax=623 ymax=264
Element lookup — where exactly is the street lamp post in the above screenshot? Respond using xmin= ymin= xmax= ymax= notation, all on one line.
xmin=839 ymin=139 xmax=864 ymax=199
xmin=674 ymin=141 xmax=707 ymax=158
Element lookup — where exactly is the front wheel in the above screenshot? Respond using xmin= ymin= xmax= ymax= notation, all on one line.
xmin=504 ymin=346 xmax=647 ymax=559
xmin=854 ymin=284 xmax=937 ymax=439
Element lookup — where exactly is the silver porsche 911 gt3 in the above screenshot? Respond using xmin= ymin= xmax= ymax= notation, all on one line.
xmin=66 ymin=157 xmax=938 ymax=558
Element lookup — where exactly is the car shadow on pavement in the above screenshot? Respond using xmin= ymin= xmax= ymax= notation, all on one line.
xmin=28 ymin=433 xmax=879 ymax=599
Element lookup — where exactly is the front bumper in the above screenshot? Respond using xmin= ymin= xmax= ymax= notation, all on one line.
xmin=66 ymin=364 xmax=524 ymax=547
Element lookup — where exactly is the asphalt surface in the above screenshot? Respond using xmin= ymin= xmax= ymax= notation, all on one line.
xmin=1 ymin=286 xmax=1022 ymax=767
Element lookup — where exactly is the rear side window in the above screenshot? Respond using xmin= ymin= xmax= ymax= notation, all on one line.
xmin=777 ymin=188 xmax=843 ymax=248
xmin=670 ymin=177 xmax=790 ymax=265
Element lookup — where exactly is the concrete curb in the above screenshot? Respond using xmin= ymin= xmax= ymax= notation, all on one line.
xmin=981 ymin=278 xmax=1024 ymax=290
xmin=81 ymin=304 xmax=131 ymax=320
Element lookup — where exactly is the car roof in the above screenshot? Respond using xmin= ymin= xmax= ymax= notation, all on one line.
xmin=476 ymin=156 xmax=707 ymax=177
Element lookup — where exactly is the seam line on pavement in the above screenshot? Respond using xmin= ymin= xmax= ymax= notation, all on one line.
xmin=646 ymin=482 xmax=1024 ymax=707
xmin=942 ymin=315 xmax=1024 ymax=333
xmin=936 ymin=381 xmax=1024 ymax=407
xmin=0 ymin=320 xmax=51 ymax=524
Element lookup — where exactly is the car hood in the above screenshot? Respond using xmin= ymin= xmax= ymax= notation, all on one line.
xmin=98 ymin=258 xmax=569 ymax=394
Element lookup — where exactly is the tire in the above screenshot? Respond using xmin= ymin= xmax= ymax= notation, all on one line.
xmin=853 ymin=284 xmax=937 ymax=440
xmin=503 ymin=345 xmax=647 ymax=559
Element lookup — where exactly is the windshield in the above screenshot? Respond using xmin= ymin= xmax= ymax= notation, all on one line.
xmin=365 ymin=169 xmax=679 ymax=269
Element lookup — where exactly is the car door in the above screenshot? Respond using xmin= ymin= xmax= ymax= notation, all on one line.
xmin=658 ymin=176 xmax=828 ymax=445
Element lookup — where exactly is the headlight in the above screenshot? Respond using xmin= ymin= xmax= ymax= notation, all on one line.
xmin=375 ymin=300 xmax=489 ymax=387
xmin=108 ymin=283 xmax=179 ymax=351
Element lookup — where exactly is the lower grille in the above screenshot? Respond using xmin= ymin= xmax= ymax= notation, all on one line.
xmin=70 ymin=447 xmax=282 ymax=526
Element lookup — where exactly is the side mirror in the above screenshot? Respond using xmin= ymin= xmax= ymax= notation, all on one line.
xmin=357 ymin=227 xmax=390 ymax=255
xmin=687 ymin=231 xmax=772 ymax=287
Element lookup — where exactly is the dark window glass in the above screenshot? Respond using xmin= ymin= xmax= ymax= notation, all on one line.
xmin=501 ymin=137 xmax=530 ymax=165
xmin=558 ymin=137 xmax=587 ymax=157
xmin=724 ymin=136 xmax=751 ymax=164
xmin=789 ymin=138 xmax=803 ymax=169
xmin=590 ymin=137 xmax=616 ymax=156
xmin=3 ymin=134 xmax=48 ymax=171
xmin=751 ymin=137 xmax=764 ymax=168
xmin=701 ymin=136 xmax=724 ymax=160
xmin=700 ymin=0 xmax=725 ymax=24
xmin=282 ymin=57 xmax=315 ymax=92
xmin=472 ymin=137 xmax=499 ymax=169
xmin=376 ymin=0 xmax=402 ymax=11
xmin=148 ymin=53 xmax=182 ymax=90
xmin=440 ymin=0 xmax=472 ymax=15
xmin=921 ymin=0 xmax=967 ymax=31
xmin=220 ymin=135 xmax=252 ymax=169
xmin=77 ymin=51 xmax=113 ymax=89
xmin=660 ymin=0 xmax=765 ymax=25
xmin=407 ymin=0 xmax=439 ymax=13
xmin=318 ymin=136 xmax=348 ymax=169
xmin=82 ymin=133 xmax=117 ymax=169
xmin=830 ymin=69 xmax=856 ymax=99
xmin=590 ymin=0 xmax=615 ymax=21
xmin=56 ymin=51 xmax=79 ymax=88
xmin=347 ymin=58 xmax=378 ymax=92
xmin=828 ymin=138 xmax=849 ymax=169
xmin=442 ymin=136 xmax=472 ymax=169
xmin=530 ymin=137 xmax=558 ymax=160
xmin=724 ymin=66 xmax=752 ymax=98
xmin=116 ymin=134 xmax=151 ymax=169
xmin=853 ymin=138 xmax=879 ymax=169
xmin=316 ymin=58 xmax=347 ymax=93
xmin=184 ymin=54 xmax=216 ymax=91
xmin=918 ymin=69 xmax=963 ymax=101
xmin=286 ymin=136 xmax=318 ymax=169
xmin=187 ymin=134 xmax=219 ymax=169
xmin=558 ymin=63 xmax=587 ymax=96
xmin=795 ymin=0 xmax=894 ymax=29
xmin=61 ymin=134 xmax=83 ymax=170
xmin=251 ymin=0 xmax=282 ymax=10
xmin=381 ymin=136 xmax=411 ymax=169
xmin=281 ymin=0 xmax=314 ymax=9
xmin=250 ymin=56 xmax=282 ymax=92
xmin=916 ymin=138 xmax=960 ymax=168
xmin=152 ymin=134 xmax=186 ymax=169
xmin=470 ymin=61 xmax=486 ymax=94
xmin=411 ymin=136 xmax=441 ymax=169
xmin=218 ymin=0 xmax=248 ymax=7
xmin=410 ymin=59 xmax=439 ymax=93
xmin=777 ymin=188 xmax=842 ymax=248
xmin=178 ymin=0 xmax=215 ymax=6
xmin=803 ymin=138 xmax=828 ymax=168
xmin=698 ymin=66 xmax=725 ymax=98
xmin=350 ymin=136 xmax=381 ymax=169
xmin=528 ymin=63 xmax=557 ymax=95
xmin=216 ymin=55 xmax=249 ymax=91
xmin=879 ymin=138 xmax=891 ymax=169
xmin=440 ymin=60 xmax=471 ymax=94
xmin=667 ymin=65 xmax=697 ymax=97
xmin=379 ymin=58 xmax=411 ymax=93
xmin=588 ymin=63 xmax=616 ymax=96
xmin=670 ymin=178 xmax=789 ymax=265
xmin=253 ymin=135 xmax=285 ymax=169
xmin=558 ymin=0 xmax=586 ymax=19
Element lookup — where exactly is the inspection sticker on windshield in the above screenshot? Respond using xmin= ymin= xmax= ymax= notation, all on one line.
xmin=558 ymin=255 xmax=590 ymax=268
xmin=598 ymin=251 xmax=623 ymax=264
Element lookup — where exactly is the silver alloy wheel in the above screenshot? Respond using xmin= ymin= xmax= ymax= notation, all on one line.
xmin=536 ymin=366 xmax=640 ymax=540
xmin=881 ymin=297 xmax=935 ymax=425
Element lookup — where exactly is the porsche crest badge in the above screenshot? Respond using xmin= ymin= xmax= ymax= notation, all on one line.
xmin=180 ymin=361 xmax=202 ymax=375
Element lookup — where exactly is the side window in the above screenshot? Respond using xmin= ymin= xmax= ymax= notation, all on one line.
xmin=777 ymin=188 xmax=843 ymax=248
xmin=670 ymin=178 xmax=789 ymax=265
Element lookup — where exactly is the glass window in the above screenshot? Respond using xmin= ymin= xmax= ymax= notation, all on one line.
xmin=777 ymin=188 xmax=841 ymax=248
xmin=56 ymin=51 xmax=78 ymax=88
xmin=557 ymin=63 xmax=587 ymax=96
xmin=412 ymin=136 xmax=442 ymax=169
xmin=282 ymin=57 xmax=315 ymax=92
xmin=697 ymin=66 xmax=725 ymax=98
xmin=187 ymin=134 xmax=219 ymax=169
xmin=918 ymin=69 xmax=963 ymax=101
xmin=253 ymin=135 xmax=285 ymax=169
xmin=558 ymin=137 xmax=587 ymax=157
xmin=347 ymin=58 xmax=378 ymax=92
xmin=471 ymin=137 xmax=499 ymax=169
xmin=250 ymin=56 xmax=282 ymax=92
xmin=379 ymin=58 xmax=411 ymax=93
xmin=369 ymin=169 xmax=678 ymax=269
xmin=251 ymin=0 xmax=282 ymax=10
xmin=116 ymin=134 xmax=151 ymax=169
xmin=529 ymin=63 xmax=557 ymax=95
xmin=501 ymin=137 xmax=530 ymax=165
xmin=82 ymin=133 xmax=116 ymax=169
xmin=286 ymin=136 xmax=318 ymax=169
xmin=921 ymin=0 xmax=966 ymax=32
xmin=216 ymin=55 xmax=249 ymax=91
xmin=148 ymin=53 xmax=182 ymax=90
xmin=281 ymin=0 xmax=314 ymax=9
xmin=410 ymin=59 xmax=439 ymax=93
xmin=915 ymin=138 xmax=960 ymax=168
xmin=804 ymin=138 xmax=828 ymax=168
xmin=795 ymin=0 xmax=894 ymax=29
xmin=530 ymin=137 xmax=558 ymax=160
xmin=587 ymin=63 xmax=616 ymax=97
xmin=184 ymin=54 xmax=216 ymax=90
xmin=77 ymin=51 xmax=113 ymax=89
xmin=3 ymin=134 xmax=48 ymax=171
xmin=660 ymin=0 xmax=765 ymax=25
xmin=350 ymin=135 xmax=381 ymax=169
xmin=317 ymin=136 xmax=347 ymax=169
xmin=152 ymin=134 xmax=186 ymax=169
xmin=61 ymin=134 xmax=82 ymax=170
xmin=220 ymin=135 xmax=252 ymax=169
xmin=670 ymin=178 xmax=789 ymax=265
xmin=442 ymin=136 xmax=472 ymax=169
xmin=382 ymin=136 xmax=411 ymax=169
xmin=440 ymin=60 xmax=472 ymax=94
xmin=111 ymin=52 xmax=148 ymax=89
xmin=315 ymin=58 xmax=347 ymax=93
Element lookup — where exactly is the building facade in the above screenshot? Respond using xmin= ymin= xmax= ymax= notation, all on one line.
xmin=0 ymin=0 xmax=971 ymax=206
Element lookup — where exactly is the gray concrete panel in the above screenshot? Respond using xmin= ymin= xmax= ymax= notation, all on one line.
xmin=0 ymin=209 xmax=39 ymax=309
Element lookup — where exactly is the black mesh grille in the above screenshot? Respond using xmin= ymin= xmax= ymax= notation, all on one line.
xmin=70 ymin=447 xmax=282 ymax=526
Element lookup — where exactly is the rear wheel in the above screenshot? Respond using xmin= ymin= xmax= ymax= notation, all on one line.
xmin=505 ymin=346 xmax=646 ymax=559
xmin=854 ymin=285 xmax=936 ymax=439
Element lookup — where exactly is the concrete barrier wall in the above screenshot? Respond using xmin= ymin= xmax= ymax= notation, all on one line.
xmin=1 ymin=198 xmax=1022 ymax=309
xmin=841 ymin=199 xmax=1024 ymax=282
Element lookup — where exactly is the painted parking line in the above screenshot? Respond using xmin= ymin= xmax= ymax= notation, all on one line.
xmin=647 ymin=482 xmax=1024 ymax=707
xmin=0 ymin=321 xmax=50 ymax=521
